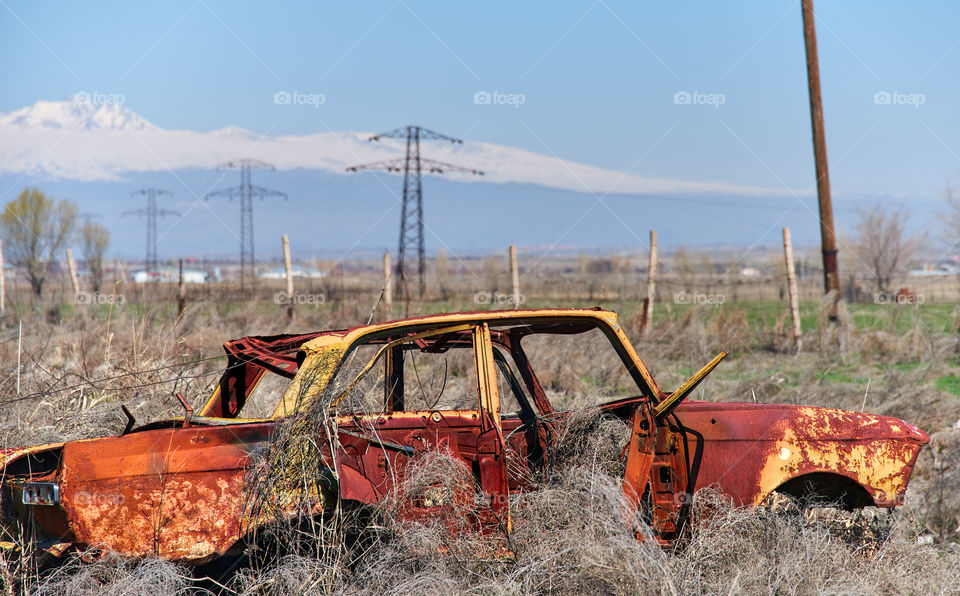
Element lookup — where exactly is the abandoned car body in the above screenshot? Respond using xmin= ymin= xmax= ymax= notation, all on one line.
xmin=0 ymin=309 xmax=929 ymax=563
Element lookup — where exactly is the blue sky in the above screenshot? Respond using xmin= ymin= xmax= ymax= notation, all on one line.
xmin=3 ymin=1 xmax=959 ymax=196
xmin=0 ymin=1 xmax=958 ymax=259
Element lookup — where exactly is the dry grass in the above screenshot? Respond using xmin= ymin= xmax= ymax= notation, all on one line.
xmin=35 ymin=556 xmax=190 ymax=596
xmin=225 ymin=457 xmax=960 ymax=596
xmin=2 ymin=291 xmax=960 ymax=594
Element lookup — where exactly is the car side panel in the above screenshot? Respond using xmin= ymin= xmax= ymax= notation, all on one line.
xmin=58 ymin=424 xmax=272 ymax=563
xmin=673 ymin=401 xmax=928 ymax=506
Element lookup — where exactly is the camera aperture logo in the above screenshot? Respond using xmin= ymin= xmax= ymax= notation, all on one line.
xmin=473 ymin=90 xmax=526 ymax=109
xmin=274 ymin=90 xmax=325 ymax=108
xmin=673 ymin=90 xmax=725 ymax=108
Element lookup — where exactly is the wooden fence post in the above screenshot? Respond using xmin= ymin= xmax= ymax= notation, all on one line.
xmin=783 ymin=227 xmax=802 ymax=351
xmin=383 ymin=252 xmax=392 ymax=314
xmin=282 ymin=235 xmax=294 ymax=320
xmin=509 ymin=245 xmax=521 ymax=309
xmin=641 ymin=230 xmax=657 ymax=335
xmin=66 ymin=249 xmax=80 ymax=296
xmin=177 ymin=258 xmax=186 ymax=319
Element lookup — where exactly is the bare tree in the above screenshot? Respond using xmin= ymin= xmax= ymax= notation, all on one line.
xmin=80 ymin=221 xmax=110 ymax=293
xmin=672 ymin=246 xmax=697 ymax=293
xmin=0 ymin=188 xmax=77 ymax=298
xmin=849 ymin=203 xmax=920 ymax=293
xmin=942 ymin=184 xmax=960 ymax=251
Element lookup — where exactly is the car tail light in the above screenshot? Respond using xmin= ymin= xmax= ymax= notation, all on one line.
xmin=21 ymin=482 xmax=59 ymax=506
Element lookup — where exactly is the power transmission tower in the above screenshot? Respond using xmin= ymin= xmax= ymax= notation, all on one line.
xmin=123 ymin=189 xmax=178 ymax=275
xmin=346 ymin=126 xmax=483 ymax=304
xmin=205 ymin=159 xmax=287 ymax=286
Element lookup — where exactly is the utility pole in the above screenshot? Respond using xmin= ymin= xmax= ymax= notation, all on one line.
xmin=346 ymin=126 xmax=483 ymax=307
xmin=123 ymin=189 xmax=178 ymax=275
xmin=801 ymin=0 xmax=840 ymax=316
xmin=205 ymin=159 xmax=287 ymax=287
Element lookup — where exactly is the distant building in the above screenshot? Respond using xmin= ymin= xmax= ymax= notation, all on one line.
xmin=258 ymin=267 xmax=328 ymax=280
xmin=130 ymin=269 xmax=207 ymax=283
xmin=908 ymin=261 xmax=960 ymax=276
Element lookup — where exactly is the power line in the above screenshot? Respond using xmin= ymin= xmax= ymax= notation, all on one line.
xmin=123 ymin=189 xmax=179 ymax=274
xmin=347 ymin=125 xmax=483 ymax=306
xmin=205 ymin=159 xmax=287 ymax=287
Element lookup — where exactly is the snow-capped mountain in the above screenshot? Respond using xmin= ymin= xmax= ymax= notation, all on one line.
xmin=0 ymin=98 xmax=158 ymax=132
xmin=0 ymin=99 xmax=781 ymax=196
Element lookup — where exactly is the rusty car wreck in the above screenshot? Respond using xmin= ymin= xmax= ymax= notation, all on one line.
xmin=0 ymin=308 xmax=929 ymax=565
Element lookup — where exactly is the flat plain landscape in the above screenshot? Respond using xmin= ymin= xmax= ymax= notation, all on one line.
xmin=1 ymin=260 xmax=959 ymax=594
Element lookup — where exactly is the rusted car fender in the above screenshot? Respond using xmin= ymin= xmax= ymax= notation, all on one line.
xmin=51 ymin=423 xmax=272 ymax=563
xmin=673 ymin=401 xmax=929 ymax=507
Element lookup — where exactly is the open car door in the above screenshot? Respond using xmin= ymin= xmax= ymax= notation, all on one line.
xmin=622 ymin=352 xmax=726 ymax=540
xmin=474 ymin=322 xmax=511 ymax=532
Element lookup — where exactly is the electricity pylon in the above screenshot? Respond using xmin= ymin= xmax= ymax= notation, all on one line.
xmin=205 ymin=159 xmax=287 ymax=286
xmin=123 ymin=189 xmax=178 ymax=274
xmin=347 ymin=126 xmax=482 ymax=304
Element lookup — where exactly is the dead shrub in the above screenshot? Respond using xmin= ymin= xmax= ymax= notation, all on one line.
xmin=705 ymin=308 xmax=752 ymax=353
xmin=907 ymin=425 xmax=960 ymax=544
xmin=658 ymin=307 xmax=709 ymax=362
xmin=34 ymin=554 xmax=188 ymax=596
xmin=546 ymin=408 xmax=630 ymax=480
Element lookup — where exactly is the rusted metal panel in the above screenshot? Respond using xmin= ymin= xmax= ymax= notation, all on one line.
xmin=199 ymin=332 xmax=324 ymax=418
xmin=672 ymin=401 xmax=928 ymax=507
xmin=55 ymin=423 xmax=272 ymax=562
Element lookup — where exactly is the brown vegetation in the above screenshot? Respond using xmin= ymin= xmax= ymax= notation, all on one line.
xmin=1 ymin=282 xmax=959 ymax=594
